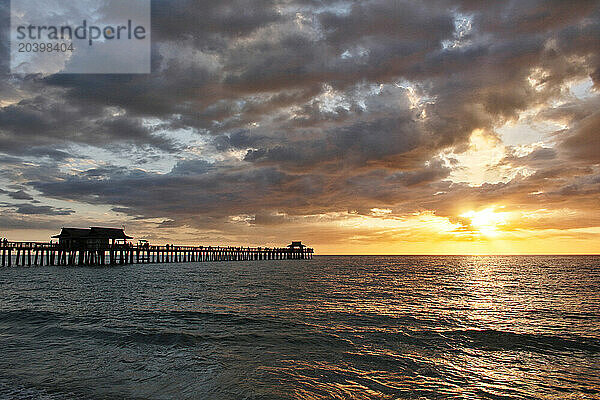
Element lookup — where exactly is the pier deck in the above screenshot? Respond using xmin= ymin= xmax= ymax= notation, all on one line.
xmin=0 ymin=241 xmax=314 ymax=267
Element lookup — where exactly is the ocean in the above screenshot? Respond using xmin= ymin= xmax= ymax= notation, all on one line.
xmin=0 ymin=256 xmax=598 ymax=399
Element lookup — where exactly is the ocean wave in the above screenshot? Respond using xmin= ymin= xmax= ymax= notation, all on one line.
xmin=445 ymin=328 xmax=600 ymax=354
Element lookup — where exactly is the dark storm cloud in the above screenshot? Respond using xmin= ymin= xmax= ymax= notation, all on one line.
xmin=561 ymin=111 xmax=600 ymax=163
xmin=530 ymin=97 xmax=600 ymax=163
xmin=386 ymin=159 xmax=451 ymax=187
xmin=221 ymin=1 xmax=456 ymax=93
xmin=28 ymin=162 xmax=291 ymax=221
xmin=249 ymin=213 xmax=288 ymax=226
xmin=1 ymin=0 xmax=600 ymax=236
xmin=244 ymin=115 xmax=423 ymax=170
xmin=151 ymin=0 xmax=282 ymax=44
xmin=0 ymin=94 xmax=179 ymax=156
xmin=42 ymin=54 xmax=218 ymax=118
xmin=319 ymin=1 xmax=454 ymax=45
xmin=459 ymin=0 xmax=599 ymax=36
xmin=7 ymin=190 xmax=34 ymax=200
xmin=0 ymin=215 xmax=61 ymax=230
xmin=3 ymin=203 xmax=75 ymax=216
xmin=21 ymin=1 xmax=600 ymax=143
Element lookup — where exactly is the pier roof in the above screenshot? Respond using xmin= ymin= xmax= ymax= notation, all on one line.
xmin=52 ymin=228 xmax=91 ymax=238
xmin=89 ymin=227 xmax=133 ymax=239
xmin=52 ymin=227 xmax=132 ymax=239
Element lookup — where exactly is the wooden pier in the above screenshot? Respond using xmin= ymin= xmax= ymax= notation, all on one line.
xmin=0 ymin=241 xmax=314 ymax=267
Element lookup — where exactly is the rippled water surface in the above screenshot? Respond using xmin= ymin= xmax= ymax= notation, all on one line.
xmin=0 ymin=256 xmax=599 ymax=399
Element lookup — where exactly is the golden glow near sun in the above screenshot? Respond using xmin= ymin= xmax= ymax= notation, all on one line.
xmin=460 ymin=207 xmax=509 ymax=237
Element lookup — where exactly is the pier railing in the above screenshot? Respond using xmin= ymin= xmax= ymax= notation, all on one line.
xmin=0 ymin=241 xmax=314 ymax=267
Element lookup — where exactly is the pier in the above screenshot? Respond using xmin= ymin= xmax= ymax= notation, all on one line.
xmin=0 ymin=227 xmax=313 ymax=267
xmin=0 ymin=241 xmax=314 ymax=267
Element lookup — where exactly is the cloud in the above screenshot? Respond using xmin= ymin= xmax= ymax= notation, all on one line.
xmin=0 ymin=0 xmax=599 ymax=251
xmin=0 ymin=95 xmax=179 ymax=157
xmin=561 ymin=110 xmax=600 ymax=163
xmin=4 ymin=203 xmax=75 ymax=216
xmin=7 ymin=190 xmax=34 ymax=200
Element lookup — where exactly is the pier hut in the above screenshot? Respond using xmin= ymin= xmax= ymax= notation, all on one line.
xmin=52 ymin=227 xmax=132 ymax=250
xmin=287 ymin=241 xmax=308 ymax=259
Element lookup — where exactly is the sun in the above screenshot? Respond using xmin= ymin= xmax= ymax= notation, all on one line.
xmin=460 ymin=207 xmax=509 ymax=237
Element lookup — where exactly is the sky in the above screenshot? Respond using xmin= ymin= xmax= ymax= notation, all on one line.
xmin=0 ymin=0 xmax=599 ymax=254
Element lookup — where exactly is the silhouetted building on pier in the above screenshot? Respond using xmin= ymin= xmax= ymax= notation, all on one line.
xmin=52 ymin=227 xmax=132 ymax=250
